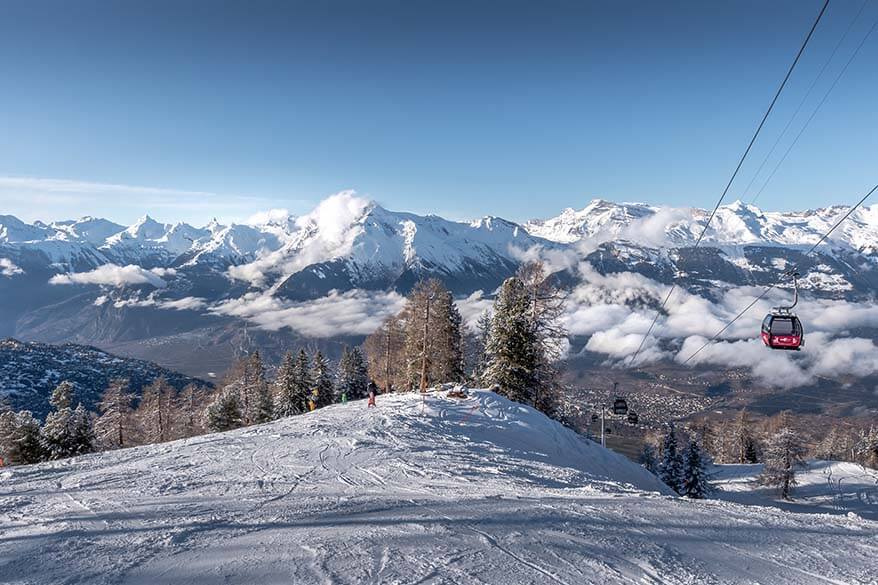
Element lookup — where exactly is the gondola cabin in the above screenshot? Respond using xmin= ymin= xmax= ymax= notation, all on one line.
xmin=761 ymin=312 xmax=803 ymax=350
xmin=612 ymin=398 xmax=628 ymax=416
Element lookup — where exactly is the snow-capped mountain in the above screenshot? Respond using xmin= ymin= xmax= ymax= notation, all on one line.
xmin=2 ymin=193 xmax=877 ymax=368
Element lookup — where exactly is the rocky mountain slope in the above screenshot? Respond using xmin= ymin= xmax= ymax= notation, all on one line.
xmin=1 ymin=389 xmax=874 ymax=584
xmin=0 ymin=338 xmax=212 ymax=418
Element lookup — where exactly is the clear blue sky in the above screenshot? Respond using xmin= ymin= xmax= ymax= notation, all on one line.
xmin=1 ymin=0 xmax=876 ymax=225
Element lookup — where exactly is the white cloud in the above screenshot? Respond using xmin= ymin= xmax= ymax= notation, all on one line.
xmin=228 ymin=191 xmax=372 ymax=286
xmin=0 ymin=258 xmax=23 ymax=277
xmin=455 ymin=290 xmax=494 ymax=333
xmin=158 ymin=296 xmax=208 ymax=311
xmin=209 ymin=289 xmax=405 ymax=337
xmin=49 ymin=264 xmax=168 ymax=288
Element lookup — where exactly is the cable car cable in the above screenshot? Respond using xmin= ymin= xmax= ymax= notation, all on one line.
xmin=751 ymin=9 xmax=878 ymax=205
xmin=681 ymin=181 xmax=878 ymax=364
xmin=627 ymin=0 xmax=831 ymax=366
xmin=742 ymin=0 xmax=869 ymax=203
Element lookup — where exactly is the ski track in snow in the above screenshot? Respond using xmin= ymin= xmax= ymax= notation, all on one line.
xmin=1 ymin=390 xmax=876 ymax=584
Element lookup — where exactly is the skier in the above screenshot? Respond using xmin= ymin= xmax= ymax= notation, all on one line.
xmin=341 ymin=391 xmax=348 ymax=404
xmin=308 ymin=388 xmax=318 ymax=412
xmin=367 ymin=381 xmax=378 ymax=407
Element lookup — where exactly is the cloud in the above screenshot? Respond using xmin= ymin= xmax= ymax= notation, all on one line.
xmin=455 ymin=290 xmax=494 ymax=333
xmin=50 ymin=264 xmax=169 ymax=288
xmin=0 ymin=175 xmax=302 ymax=225
xmin=0 ymin=258 xmax=23 ymax=277
xmin=209 ymin=289 xmax=405 ymax=337
xmin=158 ymin=296 xmax=208 ymax=311
xmin=228 ymin=191 xmax=372 ymax=286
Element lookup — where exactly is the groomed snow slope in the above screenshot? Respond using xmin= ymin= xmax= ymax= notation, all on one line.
xmin=1 ymin=390 xmax=876 ymax=585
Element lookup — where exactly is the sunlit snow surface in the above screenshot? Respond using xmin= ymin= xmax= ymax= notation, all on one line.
xmin=1 ymin=390 xmax=876 ymax=584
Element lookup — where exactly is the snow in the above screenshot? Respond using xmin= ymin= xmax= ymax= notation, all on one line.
xmin=1 ymin=390 xmax=875 ymax=584
xmin=711 ymin=460 xmax=878 ymax=522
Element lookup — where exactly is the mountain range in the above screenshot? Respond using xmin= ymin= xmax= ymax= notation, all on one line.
xmin=1 ymin=192 xmax=877 ymax=376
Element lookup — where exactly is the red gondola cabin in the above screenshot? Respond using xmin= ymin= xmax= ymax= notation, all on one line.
xmin=760 ymin=313 xmax=804 ymax=350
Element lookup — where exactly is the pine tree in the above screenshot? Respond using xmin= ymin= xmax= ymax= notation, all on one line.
xmin=94 ymin=378 xmax=135 ymax=450
xmin=291 ymin=349 xmax=313 ymax=412
xmin=481 ymin=277 xmax=539 ymax=405
xmin=241 ymin=351 xmax=272 ymax=425
xmin=813 ymin=425 xmax=856 ymax=462
xmin=658 ymin=424 xmax=684 ymax=494
xmin=205 ymin=388 xmax=244 ymax=432
xmin=639 ymin=443 xmax=659 ymax=475
xmin=0 ymin=409 xmax=44 ymax=465
xmin=471 ymin=310 xmax=493 ymax=382
xmin=311 ymin=350 xmax=335 ymax=408
xmin=759 ymin=427 xmax=806 ymax=500
xmin=681 ymin=437 xmax=711 ymax=499
xmin=40 ymin=381 xmax=78 ymax=460
xmin=337 ymin=346 xmax=368 ymax=400
xmin=274 ymin=351 xmax=299 ymax=417
xmin=70 ymin=404 xmax=95 ymax=456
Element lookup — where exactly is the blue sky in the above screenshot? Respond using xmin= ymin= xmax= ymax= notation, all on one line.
xmin=1 ymin=0 xmax=876 ymax=226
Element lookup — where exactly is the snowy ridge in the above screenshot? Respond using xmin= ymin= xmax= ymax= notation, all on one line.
xmin=1 ymin=389 xmax=875 ymax=584
xmin=525 ymin=198 xmax=878 ymax=253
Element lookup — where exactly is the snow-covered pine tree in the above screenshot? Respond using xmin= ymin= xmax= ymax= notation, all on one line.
xmin=274 ymin=351 xmax=299 ymax=418
xmin=481 ymin=276 xmax=539 ymax=405
xmin=681 ymin=436 xmax=711 ymax=499
xmin=658 ymin=424 xmax=684 ymax=494
xmin=311 ymin=350 xmax=335 ymax=408
xmin=471 ymin=310 xmax=493 ymax=382
xmin=337 ymin=346 xmax=369 ymax=400
xmin=291 ymin=349 xmax=313 ymax=412
xmin=246 ymin=351 xmax=274 ymax=424
xmin=39 ymin=381 xmax=78 ymax=460
xmin=638 ymin=443 xmax=659 ymax=475
xmin=71 ymin=404 xmax=95 ymax=456
xmin=94 ymin=378 xmax=135 ymax=450
xmin=0 ymin=409 xmax=43 ymax=465
xmin=205 ymin=388 xmax=244 ymax=432
xmin=516 ymin=261 xmax=567 ymax=416
xmin=813 ymin=425 xmax=856 ymax=462
xmin=759 ymin=427 xmax=806 ymax=500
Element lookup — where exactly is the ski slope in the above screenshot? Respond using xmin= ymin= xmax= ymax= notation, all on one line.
xmin=1 ymin=390 xmax=876 ymax=584
xmin=712 ymin=460 xmax=878 ymax=522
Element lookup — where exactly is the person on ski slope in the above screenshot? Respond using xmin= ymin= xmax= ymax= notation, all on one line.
xmin=367 ymin=381 xmax=378 ymax=407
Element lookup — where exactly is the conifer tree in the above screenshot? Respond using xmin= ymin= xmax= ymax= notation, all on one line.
xmin=481 ymin=277 xmax=539 ymax=405
xmin=311 ymin=350 xmax=335 ymax=408
xmin=0 ymin=409 xmax=43 ymax=465
xmin=658 ymin=424 xmax=684 ymax=494
xmin=291 ymin=349 xmax=313 ymax=412
xmin=759 ymin=427 xmax=806 ymax=500
xmin=337 ymin=346 xmax=368 ymax=400
xmin=639 ymin=443 xmax=659 ymax=475
xmin=471 ymin=310 xmax=493 ymax=382
xmin=854 ymin=426 xmax=878 ymax=469
xmin=681 ymin=437 xmax=711 ymax=499
xmin=242 ymin=351 xmax=272 ymax=425
xmin=40 ymin=381 xmax=78 ymax=460
xmin=206 ymin=388 xmax=244 ymax=432
xmin=274 ymin=351 xmax=299 ymax=417
xmin=94 ymin=378 xmax=135 ymax=450
xmin=734 ymin=409 xmax=760 ymax=463
xmin=70 ymin=404 xmax=95 ymax=456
